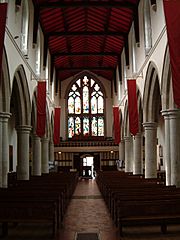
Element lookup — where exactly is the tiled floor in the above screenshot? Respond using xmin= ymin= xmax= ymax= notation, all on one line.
xmin=58 ymin=178 xmax=118 ymax=240
xmin=57 ymin=178 xmax=180 ymax=240
xmin=3 ymin=178 xmax=180 ymax=240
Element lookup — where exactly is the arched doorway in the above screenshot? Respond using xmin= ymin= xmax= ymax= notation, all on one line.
xmin=73 ymin=152 xmax=100 ymax=178
xmin=82 ymin=155 xmax=94 ymax=179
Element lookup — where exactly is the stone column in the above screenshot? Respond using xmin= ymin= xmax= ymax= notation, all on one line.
xmin=124 ymin=136 xmax=133 ymax=173
xmin=162 ymin=110 xmax=171 ymax=185
xmin=16 ymin=125 xmax=32 ymax=180
xmin=49 ymin=141 xmax=54 ymax=163
xmin=119 ymin=140 xmax=125 ymax=162
xmin=0 ymin=112 xmax=11 ymax=188
xmin=133 ymin=133 xmax=143 ymax=175
xmin=118 ymin=140 xmax=125 ymax=170
xmin=32 ymin=134 xmax=41 ymax=176
xmin=41 ymin=137 xmax=49 ymax=174
xmin=0 ymin=115 xmax=2 ymax=187
xmin=169 ymin=109 xmax=180 ymax=187
xmin=49 ymin=141 xmax=55 ymax=172
xmin=143 ymin=122 xmax=157 ymax=178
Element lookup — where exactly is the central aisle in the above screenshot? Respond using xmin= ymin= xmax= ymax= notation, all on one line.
xmin=58 ymin=179 xmax=119 ymax=240
xmin=58 ymin=178 xmax=180 ymax=240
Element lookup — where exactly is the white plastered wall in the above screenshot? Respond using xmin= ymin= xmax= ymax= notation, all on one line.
xmin=115 ymin=0 xmax=167 ymax=125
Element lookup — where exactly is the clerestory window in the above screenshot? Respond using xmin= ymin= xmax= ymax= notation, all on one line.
xmin=67 ymin=75 xmax=105 ymax=139
xmin=20 ymin=0 xmax=29 ymax=54
xmin=143 ymin=0 xmax=152 ymax=55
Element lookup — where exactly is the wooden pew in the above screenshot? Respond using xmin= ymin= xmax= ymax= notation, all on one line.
xmin=0 ymin=199 xmax=57 ymax=237
xmin=0 ymin=172 xmax=78 ymax=237
xmin=96 ymin=170 xmax=180 ymax=236
xmin=117 ymin=199 xmax=180 ymax=236
xmin=0 ymin=189 xmax=63 ymax=227
xmin=113 ymin=188 xmax=180 ymax=226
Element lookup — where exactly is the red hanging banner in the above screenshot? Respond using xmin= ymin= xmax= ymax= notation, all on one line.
xmin=163 ymin=0 xmax=180 ymax=108
xmin=36 ymin=81 xmax=46 ymax=137
xmin=0 ymin=3 xmax=8 ymax=81
xmin=127 ymin=79 xmax=139 ymax=136
xmin=113 ymin=106 xmax=121 ymax=144
xmin=54 ymin=107 xmax=61 ymax=145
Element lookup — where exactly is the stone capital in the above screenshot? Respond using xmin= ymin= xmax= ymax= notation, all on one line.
xmin=143 ymin=122 xmax=157 ymax=130
xmin=124 ymin=136 xmax=132 ymax=142
xmin=0 ymin=112 xmax=11 ymax=121
xmin=16 ymin=125 xmax=32 ymax=133
xmin=168 ymin=109 xmax=180 ymax=120
xmin=41 ymin=137 xmax=49 ymax=143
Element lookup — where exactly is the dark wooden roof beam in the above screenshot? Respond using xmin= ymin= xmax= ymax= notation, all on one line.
xmin=47 ymin=31 xmax=126 ymax=37
xmin=57 ymin=67 xmax=115 ymax=71
xmin=39 ymin=2 xmax=136 ymax=9
xmin=53 ymin=52 xmax=119 ymax=57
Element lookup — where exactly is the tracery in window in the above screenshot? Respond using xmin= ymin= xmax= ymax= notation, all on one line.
xmin=67 ymin=75 xmax=105 ymax=139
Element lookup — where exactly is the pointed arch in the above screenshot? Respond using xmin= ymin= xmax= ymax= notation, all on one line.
xmin=65 ymin=71 xmax=106 ymax=140
xmin=11 ymin=65 xmax=31 ymax=126
xmin=143 ymin=61 xmax=161 ymax=123
xmin=137 ymin=87 xmax=143 ymax=132
xmin=0 ymin=49 xmax=11 ymax=112
xmin=64 ymin=70 xmax=107 ymax=99
xmin=161 ymin=45 xmax=174 ymax=110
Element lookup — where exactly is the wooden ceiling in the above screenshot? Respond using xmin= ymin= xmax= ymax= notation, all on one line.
xmin=32 ymin=0 xmax=140 ymax=90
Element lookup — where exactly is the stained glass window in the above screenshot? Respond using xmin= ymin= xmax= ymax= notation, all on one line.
xmin=67 ymin=75 xmax=105 ymax=139
xmin=91 ymin=117 xmax=97 ymax=136
xmin=75 ymin=117 xmax=81 ymax=135
xmin=68 ymin=117 xmax=74 ymax=138
xmin=83 ymin=86 xmax=89 ymax=113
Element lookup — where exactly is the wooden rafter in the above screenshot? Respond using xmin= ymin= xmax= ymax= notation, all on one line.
xmin=53 ymin=52 xmax=119 ymax=57
xmin=39 ymin=2 xmax=136 ymax=9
